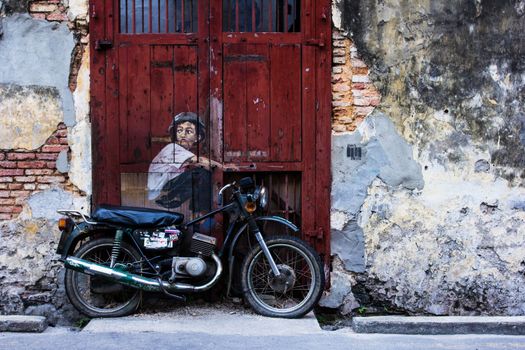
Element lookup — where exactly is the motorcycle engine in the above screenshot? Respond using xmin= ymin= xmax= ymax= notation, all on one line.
xmin=170 ymin=233 xmax=217 ymax=279
xmin=190 ymin=233 xmax=217 ymax=256
xmin=172 ymin=257 xmax=207 ymax=277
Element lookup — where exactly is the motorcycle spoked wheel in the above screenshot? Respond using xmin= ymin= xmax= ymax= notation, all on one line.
xmin=64 ymin=238 xmax=142 ymax=318
xmin=241 ymin=236 xmax=324 ymax=318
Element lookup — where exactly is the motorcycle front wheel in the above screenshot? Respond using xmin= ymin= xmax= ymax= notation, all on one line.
xmin=64 ymin=238 xmax=142 ymax=318
xmin=241 ymin=236 xmax=324 ymax=318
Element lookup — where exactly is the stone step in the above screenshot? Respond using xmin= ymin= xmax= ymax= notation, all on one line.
xmin=352 ymin=316 xmax=525 ymax=335
xmin=0 ymin=315 xmax=47 ymax=333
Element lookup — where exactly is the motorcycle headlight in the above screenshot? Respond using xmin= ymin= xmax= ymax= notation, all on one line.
xmin=258 ymin=186 xmax=268 ymax=209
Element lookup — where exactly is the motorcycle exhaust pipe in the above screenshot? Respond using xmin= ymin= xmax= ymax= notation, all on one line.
xmin=64 ymin=253 xmax=222 ymax=293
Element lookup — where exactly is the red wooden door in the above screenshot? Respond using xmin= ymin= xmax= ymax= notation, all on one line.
xmin=209 ymin=0 xmax=332 ymax=261
xmin=91 ymin=0 xmax=331 ymax=261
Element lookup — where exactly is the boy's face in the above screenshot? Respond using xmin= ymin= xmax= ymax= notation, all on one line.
xmin=176 ymin=121 xmax=199 ymax=149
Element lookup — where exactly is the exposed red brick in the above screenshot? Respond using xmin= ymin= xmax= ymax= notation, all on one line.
xmin=0 ymin=154 xmax=5 ymax=161
xmin=14 ymin=176 xmax=37 ymax=183
xmin=332 ymin=30 xmax=381 ymax=133
xmin=58 ymin=123 xmax=67 ymax=130
xmin=0 ymin=177 xmax=13 ymax=183
xmin=0 ymin=169 xmax=24 ymax=176
xmin=0 ymin=161 xmax=17 ymax=169
xmin=55 ymin=130 xmax=68 ymax=138
xmin=352 ymin=83 xmax=366 ymax=90
xmin=41 ymin=145 xmax=69 ymax=153
xmin=0 ymin=184 xmax=7 ymax=190
xmin=29 ymin=2 xmax=57 ymax=12
xmin=17 ymin=161 xmax=47 ymax=169
xmin=0 ymin=191 xmax=10 ymax=198
xmin=37 ymin=176 xmax=66 ymax=183
xmin=8 ymin=184 xmax=24 ymax=190
xmin=47 ymin=12 xmax=68 ymax=21
xmin=25 ymin=169 xmax=55 ymax=176
xmin=0 ymin=198 xmax=15 ymax=205
xmin=36 ymin=153 xmax=58 ymax=160
xmin=0 ymin=206 xmax=23 ymax=214
xmin=369 ymin=96 xmax=381 ymax=106
xmin=10 ymin=191 xmax=30 ymax=198
xmin=31 ymin=13 xmax=47 ymax=20
xmin=46 ymin=162 xmax=57 ymax=169
xmin=24 ymin=184 xmax=37 ymax=190
xmin=7 ymin=153 xmax=36 ymax=161
xmin=0 ymin=214 xmax=12 ymax=220
xmin=46 ymin=136 xmax=60 ymax=145
xmin=59 ymin=138 xmax=69 ymax=145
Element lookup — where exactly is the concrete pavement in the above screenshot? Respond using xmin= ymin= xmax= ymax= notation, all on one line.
xmin=1 ymin=325 xmax=525 ymax=350
xmin=82 ymin=307 xmax=320 ymax=336
xmin=2 ymin=306 xmax=525 ymax=349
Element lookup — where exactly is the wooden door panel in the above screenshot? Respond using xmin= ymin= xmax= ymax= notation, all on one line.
xmin=151 ymin=45 xmax=175 ymax=156
xmin=119 ymin=45 xmax=152 ymax=164
xmin=173 ymin=46 xmax=198 ymax=117
xmin=223 ymin=43 xmax=248 ymax=162
xmin=246 ymin=44 xmax=271 ymax=160
xmin=269 ymin=43 xmax=301 ymax=162
xmin=223 ymin=43 xmax=301 ymax=163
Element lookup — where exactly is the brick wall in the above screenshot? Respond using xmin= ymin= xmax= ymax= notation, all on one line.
xmin=0 ymin=124 xmax=79 ymax=220
xmin=332 ymin=30 xmax=381 ymax=132
xmin=28 ymin=0 xmax=68 ymax=22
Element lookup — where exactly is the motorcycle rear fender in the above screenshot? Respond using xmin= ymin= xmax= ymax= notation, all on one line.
xmin=56 ymin=222 xmax=100 ymax=261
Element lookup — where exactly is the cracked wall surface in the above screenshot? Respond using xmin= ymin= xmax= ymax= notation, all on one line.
xmin=324 ymin=0 xmax=525 ymax=316
xmin=0 ymin=0 xmax=90 ymax=323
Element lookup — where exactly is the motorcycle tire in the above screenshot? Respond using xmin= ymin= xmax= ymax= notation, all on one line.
xmin=241 ymin=236 xmax=324 ymax=318
xmin=64 ymin=238 xmax=142 ymax=318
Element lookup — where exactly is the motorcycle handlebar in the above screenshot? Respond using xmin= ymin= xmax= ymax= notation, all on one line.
xmin=217 ymin=182 xmax=236 ymax=206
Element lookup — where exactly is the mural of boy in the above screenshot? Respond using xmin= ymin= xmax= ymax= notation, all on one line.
xmin=147 ymin=112 xmax=217 ymax=213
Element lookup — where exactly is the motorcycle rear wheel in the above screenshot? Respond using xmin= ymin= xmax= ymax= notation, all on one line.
xmin=241 ymin=236 xmax=324 ymax=318
xmin=64 ymin=238 xmax=142 ymax=318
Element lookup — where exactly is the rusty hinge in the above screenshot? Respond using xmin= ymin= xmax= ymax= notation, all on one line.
xmin=305 ymin=33 xmax=326 ymax=48
xmin=95 ymin=39 xmax=113 ymax=51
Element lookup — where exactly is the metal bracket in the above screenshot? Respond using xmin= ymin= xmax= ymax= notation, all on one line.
xmin=306 ymin=33 xmax=326 ymax=48
xmin=95 ymin=39 xmax=113 ymax=51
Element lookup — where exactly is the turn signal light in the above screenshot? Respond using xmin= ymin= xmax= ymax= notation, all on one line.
xmin=245 ymin=201 xmax=257 ymax=213
xmin=58 ymin=218 xmax=69 ymax=231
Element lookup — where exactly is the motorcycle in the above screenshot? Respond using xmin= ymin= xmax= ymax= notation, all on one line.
xmin=56 ymin=177 xmax=324 ymax=318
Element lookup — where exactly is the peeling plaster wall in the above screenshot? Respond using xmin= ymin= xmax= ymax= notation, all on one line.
xmin=0 ymin=14 xmax=75 ymax=126
xmin=0 ymin=1 xmax=90 ymax=323
xmin=324 ymin=0 xmax=525 ymax=315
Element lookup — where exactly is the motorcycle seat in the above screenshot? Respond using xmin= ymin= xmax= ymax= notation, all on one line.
xmin=92 ymin=205 xmax=184 ymax=228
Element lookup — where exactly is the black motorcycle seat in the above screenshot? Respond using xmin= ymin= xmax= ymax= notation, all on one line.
xmin=92 ymin=205 xmax=184 ymax=228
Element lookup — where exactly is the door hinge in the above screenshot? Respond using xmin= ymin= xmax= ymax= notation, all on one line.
xmin=305 ymin=33 xmax=326 ymax=48
xmin=95 ymin=39 xmax=113 ymax=51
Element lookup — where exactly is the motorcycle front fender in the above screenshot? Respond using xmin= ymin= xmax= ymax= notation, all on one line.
xmin=225 ymin=216 xmax=299 ymax=263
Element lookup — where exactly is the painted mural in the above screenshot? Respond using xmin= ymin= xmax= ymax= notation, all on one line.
xmin=147 ymin=112 xmax=213 ymax=213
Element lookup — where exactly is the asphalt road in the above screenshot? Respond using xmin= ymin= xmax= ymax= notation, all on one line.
xmin=1 ymin=329 xmax=525 ymax=350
